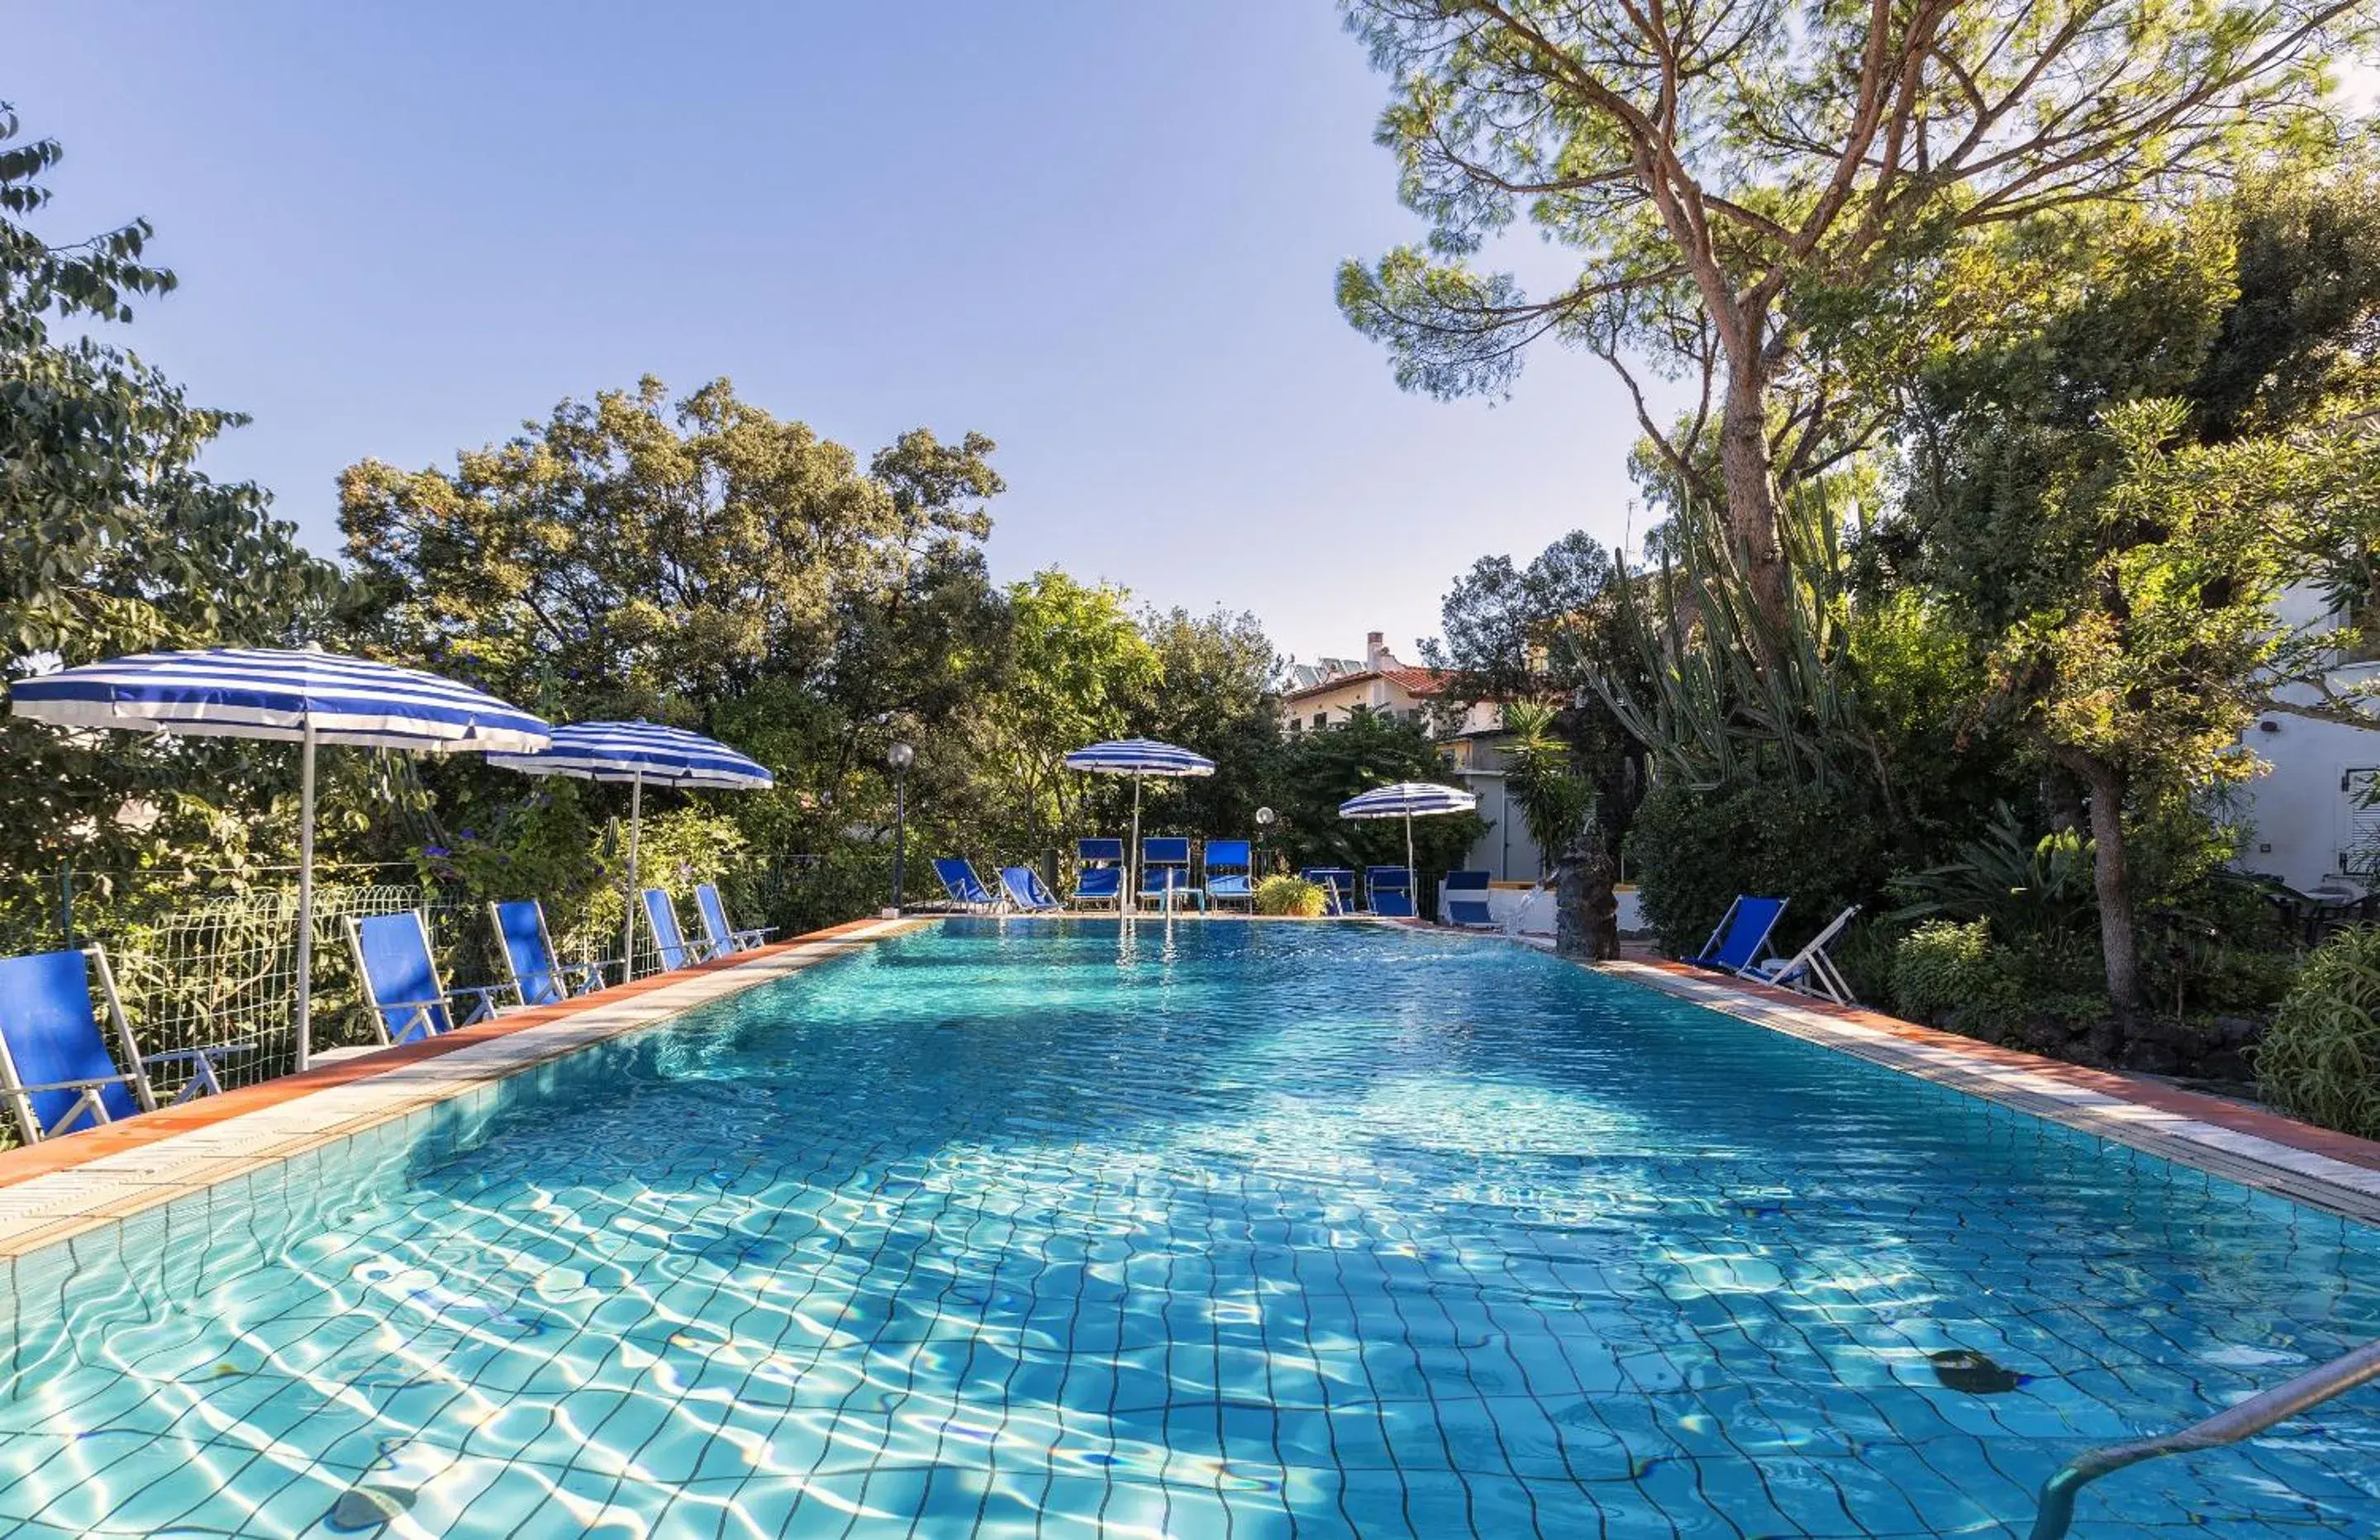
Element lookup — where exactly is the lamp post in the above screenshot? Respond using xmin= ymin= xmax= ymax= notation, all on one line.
xmin=887 ymin=742 xmax=914 ymax=914
xmin=1254 ymin=806 xmax=1276 ymax=880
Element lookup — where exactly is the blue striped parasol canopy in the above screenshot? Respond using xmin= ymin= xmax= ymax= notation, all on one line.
xmin=1064 ymin=739 xmax=1214 ymax=909
xmin=1338 ymin=782 xmax=1479 ymax=894
xmin=487 ymin=722 xmax=774 ymax=969
xmin=9 ymin=647 xmax=551 ymax=1071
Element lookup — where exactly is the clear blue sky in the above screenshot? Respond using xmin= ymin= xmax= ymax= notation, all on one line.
xmin=20 ymin=2 xmax=1652 ymax=666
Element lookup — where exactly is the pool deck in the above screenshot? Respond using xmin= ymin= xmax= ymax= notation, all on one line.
xmin=0 ymin=914 xmax=2373 ymax=1262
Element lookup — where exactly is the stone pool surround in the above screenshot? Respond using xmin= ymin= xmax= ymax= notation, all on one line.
xmin=0 ymin=913 xmax=2374 ymax=1263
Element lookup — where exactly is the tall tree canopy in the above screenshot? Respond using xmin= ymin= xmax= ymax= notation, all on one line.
xmin=0 ymin=103 xmax=350 ymax=935
xmin=1337 ymin=0 xmax=2371 ymax=632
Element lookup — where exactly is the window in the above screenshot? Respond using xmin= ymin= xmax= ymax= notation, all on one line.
xmin=1312 ymin=711 xmax=1328 ymax=730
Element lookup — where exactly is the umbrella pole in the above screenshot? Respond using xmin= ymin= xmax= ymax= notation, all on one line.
xmin=1405 ymin=811 xmax=1416 ymax=907
xmin=293 ymin=717 xmax=317 ymax=1074
xmin=1129 ymin=773 xmax=1143 ymax=920
xmin=623 ymin=771 xmax=643 ymax=980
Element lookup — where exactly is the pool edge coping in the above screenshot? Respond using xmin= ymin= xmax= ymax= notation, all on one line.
xmin=1594 ymin=955 xmax=2380 ymax=1227
xmin=0 ymin=915 xmax=927 ymax=1258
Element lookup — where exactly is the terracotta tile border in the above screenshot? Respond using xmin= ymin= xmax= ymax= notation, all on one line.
xmin=0 ymin=915 xmax=923 ymax=1257
xmin=1597 ymin=956 xmax=2380 ymax=1226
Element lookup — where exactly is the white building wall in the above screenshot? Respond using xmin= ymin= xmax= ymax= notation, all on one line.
xmin=2228 ymin=586 xmax=2380 ymax=891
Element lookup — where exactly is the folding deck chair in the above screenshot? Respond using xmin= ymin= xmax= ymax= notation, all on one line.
xmin=1073 ymin=839 xmax=1125 ymax=911
xmin=1744 ymin=905 xmax=1860 ymax=1005
xmin=1442 ymin=869 xmax=1496 ymax=929
xmin=1203 ymin=839 xmax=1254 ymax=910
xmin=639 ymin=888 xmax=712 ymax=972
xmin=0 ymin=946 xmax=243 ymax=1143
xmin=1302 ymin=867 xmax=1356 ymax=916
xmin=931 ymin=858 xmax=1002 ymax=912
xmin=999 ymin=866 xmax=1064 ymax=912
xmin=1138 ymin=839 xmax=1203 ymax=911
xmin=695 ymin=883 xmax=775 ymax=956
xmin=346 ymin=911 xmax=512 ymax=1047
xmin=489 ymin=899 xmax=612 ymax=1007
xmin=1684 ymin=896 xmax=1788 ymax=973
xmin=1367 ymin=867 xmax=1416 ymax=919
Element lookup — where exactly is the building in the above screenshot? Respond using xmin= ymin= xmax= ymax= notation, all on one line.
xmin=2230 ymin=585 xmax=2380 ymax=895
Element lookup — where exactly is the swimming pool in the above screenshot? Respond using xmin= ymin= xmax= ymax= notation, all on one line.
xmin=0 ymin=919 xmax=2374 ymax=1536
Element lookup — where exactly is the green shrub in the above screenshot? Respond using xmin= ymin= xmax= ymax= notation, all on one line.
xmin=2257 ymin=925 xmax=2380 ymax=1138
xmin=1627 ymin=777 xmax=1887 ymax=958
xmin=1254 ymin=875 xmax=1327 ymax=917
xmin=1890 ymin=920 xmax=2025 ymax=1029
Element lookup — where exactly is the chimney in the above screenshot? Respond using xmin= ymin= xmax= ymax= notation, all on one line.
xmin=1366 ymin=630 xmax=1389 ymax=669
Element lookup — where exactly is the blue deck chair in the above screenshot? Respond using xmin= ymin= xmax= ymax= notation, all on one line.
xmin=1368 ymin=867 xmax=1416 ymax=919
xmin=999 ymin=866 xmax=1063 ymax=912
xmin=0 ymin=947 xmax=243 ymax=1143
xmin=490 ymin=900 xmax=611 ymax=1007
xmin=931 ymin=858 xmax=1002 ymax=912
xmin=1443 ymin=869 xmax=1496 ymax=929
xmin=346 ymin=911 xmax=510 ymax=1047
xmin=1301 ymin=867 xmax=1356 ymax=915
xmin=1139 ymin=839 xmax=1203 ymax=911
xmin=639 ymin=888 xmax=713 ymax=972
xmin=1204 ymin=839 xmax=1254 ymax=909
xmin=1745 ymin=905 xmax=1859 ymax=1005
xmin=695 ymin=883 xmax=775 ymax=957
xmin=1686 ymin=896 xmax=1788 ymax=973
xmin=1073 ymin=839 xmax=1125 ymax=911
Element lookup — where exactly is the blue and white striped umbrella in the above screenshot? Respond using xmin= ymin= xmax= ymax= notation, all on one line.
xmin=9 ymin=647 xmax=551 ymax=1072
xmin=484 ymin=721 xmax=774 ymax=790
xmin=1062 ymin=739 xmax=1216 ymax=777
xmin=1338 ymin=782 xmax=1478 ymax=893
xmin=487 ymin=722 xmax=774 ymax=971
xmin=1337 ymin=782 xmax=1478 ymax=820
xmin=1064 ymin=739 xmax=1214 ymax=910
xmin=7 ymin=647 xmax=550 ymax=751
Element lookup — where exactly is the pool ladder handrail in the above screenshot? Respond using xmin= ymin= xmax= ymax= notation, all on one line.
xmin=2028 ymin=1337 xmax=2380 ymax=1540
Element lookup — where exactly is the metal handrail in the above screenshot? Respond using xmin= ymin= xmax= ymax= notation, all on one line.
xmin=2030 ymin=1338 xmax=2380 ymax=1539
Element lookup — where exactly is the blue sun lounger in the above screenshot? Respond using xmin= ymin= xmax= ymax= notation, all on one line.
xmin=0 ymin=946 xmax=244 ymax=1143
xmin=999 ymin=867 xmax=1064 ymax=912
xmin=1204 ymin=839 xmax=1254 ymax=909
xmin=1073 ymin=839 xmax=1125 ymax=911
xmin=1367 ymin=867 xmax=1416 ymax=919
xmin=1139 ymin=838 xmax=1203 ymax=911
xmin=1442 ymin=869 xmax=1496 ymax=929
xmin=347 ymin=911 xmax=512 ymax=1046
xmin=490 ymin=900 xmax=612 ymax=1007
xmin=695 ymin=883 xmax=774 ymax=956
xmin=931 ymin=858 xmax=1002 ymax=912
xmin=640 ymin=888 xmax=714 ymax=972
xmin=1686 ymin=896 xmax=1788 ymax=973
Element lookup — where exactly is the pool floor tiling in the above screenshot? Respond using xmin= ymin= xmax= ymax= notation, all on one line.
xmin=0 ymin=916 xmax=2373 ymax=1538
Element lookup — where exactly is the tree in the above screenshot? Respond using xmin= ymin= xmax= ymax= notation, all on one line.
xmin=1266 ymin=710 xmax=1484 ymax=876
xmin=1131 ymin=606 xmax=1282 ymax=837
xmin=1338 ymin=0 xmax=2370 ymax=635
xmin=960 ymin=571 xmax=1163 ymax=854
xmin=1884 ymin=164 xmax=2380 ymax=1033
xmin=1429 ymin=531 xmax=1644 ymax=956
xmin=0 ymin=103 xmax=351 ymax=940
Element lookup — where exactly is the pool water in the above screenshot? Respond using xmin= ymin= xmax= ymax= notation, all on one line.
xmin=1 ymin=920 xmax=2376 ymax=1537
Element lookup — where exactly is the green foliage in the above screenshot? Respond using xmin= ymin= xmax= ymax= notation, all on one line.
xmin=1497 ymin=701 xmax=1589 ymax=872
xmin=1254 ymin=875 xmax=1327 ymax=918
xmin=1130 ymin=605 xmax=1280 ymax=839
xmin=1264 ymin=711 xmax=1481 ymax=875
xmin=2258 ymin=925 xmax=2380 ymax=1139
xmin=1889 ymin=809 xmax=2098 ymax=948
xmin=0 ymin=103 xmax=356 ymax=942
xmin=1889 ymin=921 xmax=2025 ymax=1029
xmin=1626 ymin=777 xmax=1886 ymax=959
